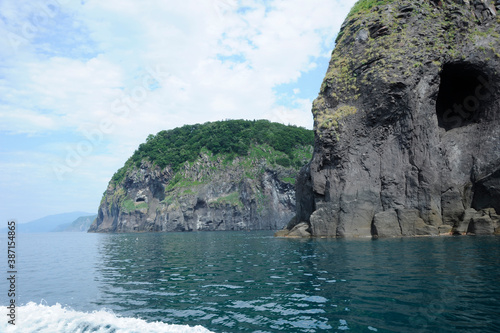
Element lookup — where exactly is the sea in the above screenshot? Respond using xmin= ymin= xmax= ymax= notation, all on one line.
xmin=0 ymin=230 xmax=499 ymax=333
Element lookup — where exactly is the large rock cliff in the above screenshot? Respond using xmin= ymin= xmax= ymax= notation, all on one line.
xmin=89 ymin=121 xmax=313 ymax=233
xmin=284 ymin=0 xmax=500 ymax=237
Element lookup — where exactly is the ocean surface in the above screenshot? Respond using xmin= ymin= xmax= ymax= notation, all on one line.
xmin=0 ymin=230 xmax=499 ymax=332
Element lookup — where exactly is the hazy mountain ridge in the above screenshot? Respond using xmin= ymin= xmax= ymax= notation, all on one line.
xmin=2 ymin=212 xmax=94 ymax=233
xmin=53 ymin=215 xmax=98 ymax=232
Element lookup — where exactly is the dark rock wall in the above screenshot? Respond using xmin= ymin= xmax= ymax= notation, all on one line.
xmin=293 ymin=0 xmax=500 ymax=237
xmin=89 ymin=157 xmax=297 ymax=233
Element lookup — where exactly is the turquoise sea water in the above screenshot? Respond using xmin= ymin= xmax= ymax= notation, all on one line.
xmin=1 ymin=231 xmax=499 ymax=332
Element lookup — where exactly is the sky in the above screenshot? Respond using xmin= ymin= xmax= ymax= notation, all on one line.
xmin=0 ymin=0 xmax=357 ymax=224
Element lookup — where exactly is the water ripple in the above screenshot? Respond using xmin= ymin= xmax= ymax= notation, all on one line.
xmin=4 ymin=231 xmax=500 ymax=333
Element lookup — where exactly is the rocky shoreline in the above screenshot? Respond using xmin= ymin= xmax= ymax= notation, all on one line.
xmin=277 ymin=0 xmax=500 ymax=238
xmin=89 ymin=140 xmax=314 ymax=233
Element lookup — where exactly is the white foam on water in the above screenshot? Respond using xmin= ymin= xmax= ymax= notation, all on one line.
xmin=0 ymin=302 xmax=213 ymax=333
xmin=338 ymin=319 xmax=349 ymax=331
xmin=201 ymin=284 xmax=243 ymax=289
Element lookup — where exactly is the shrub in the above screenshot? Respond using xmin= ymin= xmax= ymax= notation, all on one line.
xmin=111 ymin=120 xmax=313 ymax=184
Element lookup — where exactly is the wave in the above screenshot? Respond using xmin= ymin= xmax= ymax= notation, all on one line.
xmin=0 ymin=302 xmax=213 ymax=333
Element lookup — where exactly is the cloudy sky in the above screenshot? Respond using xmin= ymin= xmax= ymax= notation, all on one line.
xmin=0 ymin=0 xmax=356 ymax=224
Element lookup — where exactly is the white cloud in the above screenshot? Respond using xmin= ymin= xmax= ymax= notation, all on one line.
xmin=0 ymin=107 xmax=56 ymax=133
xmin=0 ymin=56 xmax=124 ymax=135
xmin=0 ymin=0 xmax=357 ymax=223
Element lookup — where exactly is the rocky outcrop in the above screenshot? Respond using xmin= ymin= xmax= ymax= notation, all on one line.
xmin=89 ymin=151 xmax=302 ymax=233
xmin=281 ymin=0 xmax=500 ymax=237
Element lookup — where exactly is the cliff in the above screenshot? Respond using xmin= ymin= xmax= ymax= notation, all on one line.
xmin=89 ymin=120 xmax=313 ymax=233
xmin=280 ymin=0 xmax=500 ymax=237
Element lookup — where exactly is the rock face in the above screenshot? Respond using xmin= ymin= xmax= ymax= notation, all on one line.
xmin=89 ymin=154 xmax=302 ymax=233
xmin=286 ymin=0 xmax=500 ymax=237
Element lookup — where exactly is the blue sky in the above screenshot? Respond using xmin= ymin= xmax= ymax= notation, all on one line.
xmin=0 ymin=0 xmax=357 ymax=223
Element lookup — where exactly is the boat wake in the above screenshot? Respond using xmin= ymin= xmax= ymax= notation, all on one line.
xmin=0 ymin=302 xmax=213 ymax=333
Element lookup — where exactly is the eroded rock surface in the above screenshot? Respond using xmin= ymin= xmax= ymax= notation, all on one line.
xmin=89 ymin=156 xmax=299 ymax=233
xmin=282 ymin=0 xmax=500 ymax=237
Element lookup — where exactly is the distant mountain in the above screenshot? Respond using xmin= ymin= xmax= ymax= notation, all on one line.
xmin=3 ymin=212 xmax=94 ymax=233
xmin=54 ymin=214 xmax=97 ymax=232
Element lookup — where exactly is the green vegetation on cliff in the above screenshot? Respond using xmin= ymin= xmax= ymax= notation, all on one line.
xmin=92 ymin=120 xmax=313 ymax=233
xmin=112 ymin=120 xmax=313 ymax=184
xmin=318 ymin=0 xmax=500 ymax=139
xmin=347 ymin=0 xmax=395 ymax=19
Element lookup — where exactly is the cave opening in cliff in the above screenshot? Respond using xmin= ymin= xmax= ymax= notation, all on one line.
xmin=472 ymin=169 xmax=500 ymax=214
xmin=436 ymin=62 xmax=493 ymax=131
